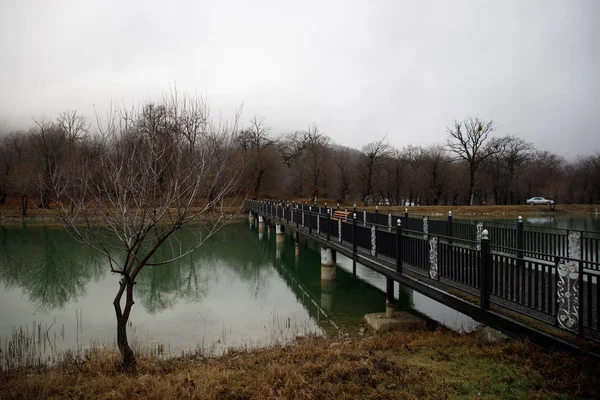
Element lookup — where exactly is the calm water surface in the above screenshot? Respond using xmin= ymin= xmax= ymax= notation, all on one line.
xmin=9 ymin=216 xmax=569 ymax=367
xmin=464 ymin=214 xmax=600 ymax=231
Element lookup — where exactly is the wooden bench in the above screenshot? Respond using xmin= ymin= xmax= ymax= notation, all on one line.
xmin=332 ymin=210 xmax=352 ymax=222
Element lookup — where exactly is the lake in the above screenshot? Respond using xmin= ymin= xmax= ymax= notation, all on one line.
xmin=0 ymin=220 xmax=480 ymax=369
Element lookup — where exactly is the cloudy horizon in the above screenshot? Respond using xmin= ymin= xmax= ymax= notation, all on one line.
xmin=1 ymin=0 xmax=598 ymax=158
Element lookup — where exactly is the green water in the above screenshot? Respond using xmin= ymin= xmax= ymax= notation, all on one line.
xmin=450 ymin=214 xmax=600 ymax=232
xmin=4 ymin=215 xmax=595 ymax=366
xmin=1 ymin=222 xmax=457 ymax=365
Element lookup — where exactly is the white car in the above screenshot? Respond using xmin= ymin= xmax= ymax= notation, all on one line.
xmin=526 ymin=197 xmax=554 ymax=205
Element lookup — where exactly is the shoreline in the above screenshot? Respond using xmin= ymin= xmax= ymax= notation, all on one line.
xmin=1 ymin=203 xmax=598 ymax=226
xmin=1 ymin=328 xmax=598 ymax=399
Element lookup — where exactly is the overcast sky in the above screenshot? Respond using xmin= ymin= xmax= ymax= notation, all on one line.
xmin=1 ymin=0 xmax=598 ymax=158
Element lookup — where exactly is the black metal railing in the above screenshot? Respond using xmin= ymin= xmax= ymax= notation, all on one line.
xmin=246 ymin=200 xmax=600 ymax=342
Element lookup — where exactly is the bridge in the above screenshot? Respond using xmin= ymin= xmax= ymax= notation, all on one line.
xmin=246 ymin=200 xmax=600 ymax=355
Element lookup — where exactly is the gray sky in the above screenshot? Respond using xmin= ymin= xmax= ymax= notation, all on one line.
xmin=1 ymin=0 xmax=598 ymax=158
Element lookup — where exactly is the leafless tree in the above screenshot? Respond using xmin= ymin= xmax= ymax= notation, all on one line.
xmin=401 ymin=145 xmax=426 ymax=205
xmin=1 ymin=132 xmax=37 ymax=214
xmin=522 ymin=150 xmax=565 ymax=202
xmin=379 ymin=149 xmax=403 ymax=206
xmin=333 ymin=148 xmax=355 ymax=201
xmin=30 ymin=118 xmax=72 ymax=208
xmin=359 ymin=137 xmax=391 ymax=205
xmin=446 ymin=117 xmax=497 ymax=205
xmin=57 ymin=110 xmax=89 ymax=143
xmin=301 ymin=124 xmax=331 ymax=201
xmin=422 ymin=145 xmax=450 ymax=205
xmin=484 ymin=136 xmax=533 ymax=204
xmin=0 ymin=133 xmax=19 ymax=204
xmin=50 ymin=97 xmax=243 ymax=369
xmin=238 ymin=116 xmax=277 ymax=198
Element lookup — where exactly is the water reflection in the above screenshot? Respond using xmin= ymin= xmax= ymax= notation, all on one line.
xmin=0 ymin=219 xmax=473 ymax=368
xmin=0 ymin=226 xmax=103 ymax=309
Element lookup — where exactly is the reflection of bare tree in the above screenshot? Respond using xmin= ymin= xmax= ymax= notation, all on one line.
xmin=134 ymin=224 xmax=274 ymax=313
xmin=0 ymin=227 xmax=103 ymax=309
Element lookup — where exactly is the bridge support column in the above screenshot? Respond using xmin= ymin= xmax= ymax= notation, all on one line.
xmin=321 ymin=279 xmax=336 ymax=311
xmin=249 ymin=211 xmax=255 ymax=224
xmin=275 ymin=223 xmax=285 ymax=243
xmin=276 ymin=236 xmax=284 ymax=260
xmin=386 ymin=278 xmax=394 ymax=318
xmin=321 ymin=247 xmax=336 ymax=280
xmin=258 ymin=215 xmax=265 ymax=239
xmin=295 ymin=232 xmax=300 ymax=259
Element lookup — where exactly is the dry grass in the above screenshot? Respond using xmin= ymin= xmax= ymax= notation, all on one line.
xmin=2 ymin=196 xmax=598 ymax=223
xmin=0 ymin=196 xmax=246 ymax=223
xmin=295 ymin=198 xmax=599 ymax=217
xmin=1 ymin=328 xmax=598 ymax=399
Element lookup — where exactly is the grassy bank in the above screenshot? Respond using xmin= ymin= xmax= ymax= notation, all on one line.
xmin=291 ymin=199 xmax=599 ymax=218
xmin=0 ymin=196 xmax=244 ymax=225
xmin=2 ymin=196 xmax=599 ymax=223
xmin=1 ymin=328 xmax=598 ymax=399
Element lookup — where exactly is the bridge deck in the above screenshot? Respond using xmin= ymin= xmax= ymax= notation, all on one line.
xmin=247 ymin=201 xmax=600 ymax=356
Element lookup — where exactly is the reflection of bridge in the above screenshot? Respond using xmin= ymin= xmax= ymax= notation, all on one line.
xmin=247 ymin=201 xmax=600 ymax=354
xmin=247 ymin=224 xmax=418 ymax=334
xmin=246 ymin=228 xmax=340 ymax=333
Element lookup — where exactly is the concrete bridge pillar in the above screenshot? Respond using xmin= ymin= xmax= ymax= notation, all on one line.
xmin=275 ymin=223 xmax=285 ymax=244
xmin=386 ymin=278 xmax=395 ymax=318
xmin=258 ymin=215 xmax=265 ymax=237
xmin=320 ymin=279 xmax=336 ymax=311
xmin=248 ymin=211 xmax=255 ymax=224
xmin=294 ymin=232 xmax=300 ymax=259
xmin=321 ymin=247 xmax=336 ymax=280
xmin=276 ymin=238 xmax=284 ymax=260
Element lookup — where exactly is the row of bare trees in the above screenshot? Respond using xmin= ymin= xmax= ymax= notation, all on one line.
xmin=232 ymin=117 xmax=599 ymax=206
xmin=2 ymin=115 xmax=600 ymax=211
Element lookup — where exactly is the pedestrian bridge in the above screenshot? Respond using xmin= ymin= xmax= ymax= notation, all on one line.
xmin=246 ymin=200 xmax=600 ymax=355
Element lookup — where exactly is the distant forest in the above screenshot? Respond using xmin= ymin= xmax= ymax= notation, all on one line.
xmin=1 ymin=96 xmax=599 ymax=210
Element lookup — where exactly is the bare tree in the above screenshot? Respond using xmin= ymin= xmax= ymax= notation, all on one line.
xmin=0 ymin=133 xmax=19 ymax=204
xmin=238 ymin=116 xmax=277 ymax=198
xmin=422 ymin=145 xmax=450 ymax=205
xmin=30 ymin=118 xmax=72 ymax=208
xmin=301 ymin=124 xmax=331 ymax=201
xmin=522 ymin=150 xmax=565 ymax=202
xmin=359 ymin=137 xmax=391 ymax=205
xmin=401 ymin=145 xmax=426 ymax=205
xmin=446 ymin=117 xmax=497 ymax=205
xmin=333 ymin=148 xmax=355 ymax=201
xmin=379 ymin=149 xmax=403 ymax=206
xmin=50 ymin=97 xmax=242 ymax=369
xmin=2 ymin=132 xmax=37 ymax=214
xmin=484 ymin=136 xmax=533 ymax=204
xmin=57 ymin=110 xmax=89 ymax=143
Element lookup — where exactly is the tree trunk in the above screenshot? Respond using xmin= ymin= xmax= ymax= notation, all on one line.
xmin=253 ymin=168 xmax=264 ymax=199
xmin=117 ymin=314 xmax=136 ymax=369
xmin=114 ymin=278 xmax=136 ymax=370
xmin=469 ymin=167 xmax=476 ymax=206
xmin=21 ymin=195 xmax=28 ymax=217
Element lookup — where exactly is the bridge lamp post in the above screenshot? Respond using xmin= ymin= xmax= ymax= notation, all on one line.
xmin=352 ymin=213 xmax=357 ymax=255
xmin=396 ymin=219 xmax=403 ymax=273
xmin=326 ymin=209 xmax=331 ymax=241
